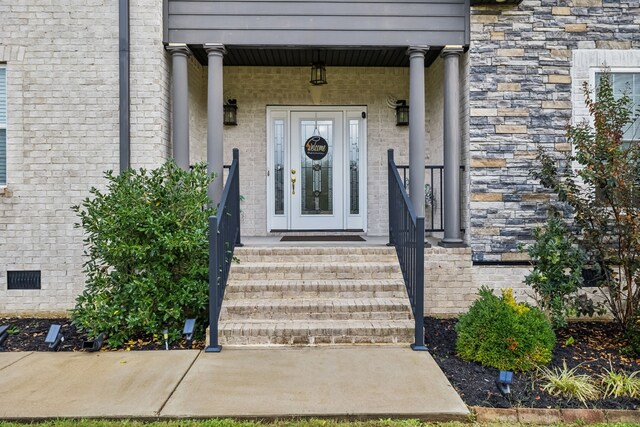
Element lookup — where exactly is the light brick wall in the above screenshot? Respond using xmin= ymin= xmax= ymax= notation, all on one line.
xmin=218 ymin=66 xmax=430 ymax=236
xmin=129 ymin=0 xmax=171 ymax=168
xmin=424 ymin=246 xmax=532 ymax=315
xmin=0 ymin=0 xmax=169 ymax=314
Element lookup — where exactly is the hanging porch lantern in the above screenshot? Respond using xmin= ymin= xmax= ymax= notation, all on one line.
xmin=310 ymin=62 xmax=328 ymax=86
xmin=223 ymin=99 xmax=238 ymax=126
xmin=395 ymin=100 xmax=409 ymax=126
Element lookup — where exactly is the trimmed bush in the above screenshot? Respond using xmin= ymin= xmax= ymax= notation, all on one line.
xmin=456 ymin=287 xmax=556 ymax=371
xmin=71 ymin=161 xmax=216 ymax=347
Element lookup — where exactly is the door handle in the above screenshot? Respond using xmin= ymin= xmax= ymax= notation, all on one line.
xmin=291 ymin=169 xmax=296 ymax=195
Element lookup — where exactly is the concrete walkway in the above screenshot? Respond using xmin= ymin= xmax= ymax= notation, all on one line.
xmin=0 ymin=346 xmax=469 ymax=421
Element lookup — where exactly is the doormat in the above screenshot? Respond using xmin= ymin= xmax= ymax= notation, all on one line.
xmin=280 ymin=235 xmax=366 ymax=242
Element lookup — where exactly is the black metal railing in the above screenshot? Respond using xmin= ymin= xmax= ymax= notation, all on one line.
xmin=206 ymin=148 xmax=242 ymax=353
xmin=396 ymin=164 xmax=465 ymax=232
xmin=388 ymin=149 xmax=427 ymax=351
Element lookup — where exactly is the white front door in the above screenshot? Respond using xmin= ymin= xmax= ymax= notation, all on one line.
xmin=267 ymin=107 xmax=367 ymax=231
xmin=290 ymin=111 xmax=343 ymax=229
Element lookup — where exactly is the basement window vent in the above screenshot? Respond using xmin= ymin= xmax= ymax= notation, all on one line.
xmin=7 ymin=271 xmax=41 ymax=290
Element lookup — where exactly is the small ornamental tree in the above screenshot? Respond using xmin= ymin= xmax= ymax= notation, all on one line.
xmin=71 ymin=161 xmax=216 ymax=347
xmin=533 ymin=72 xmax=640 ymax=332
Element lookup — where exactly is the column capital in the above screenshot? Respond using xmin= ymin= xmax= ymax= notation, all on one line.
xmin=204 ymin=43 xmax=227 ymax=56
xmin=407 ymin=46 xmax=430 ymax=57
xmin=165 ymin=43 xmax=192 ymax=57
xmin=441 ymin=45 xmax=464 ymax=57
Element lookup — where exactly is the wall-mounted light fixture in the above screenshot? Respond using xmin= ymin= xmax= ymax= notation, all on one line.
xmin=395 ymin=100 xmax=409 ymax=126
xmin=0 ymin=325 xmax=9 ymax=348
xmin=310 ymin=62 xmax=328 ymax=86
xmin=224 ymin=99 xmax=238 ymax=126
xmin=45 ymin=324 xmax=64 ymax=351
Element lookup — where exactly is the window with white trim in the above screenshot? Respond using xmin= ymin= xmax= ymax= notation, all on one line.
xmin=0 ymin=66 xmax=6 ymax=186
xmin=596 ymin=72 xmax=640 ymax=143
xmin=572 ymin=50 xmax=640 ymax=144
xmin=571 ymin=51 xmax=640 ymax=208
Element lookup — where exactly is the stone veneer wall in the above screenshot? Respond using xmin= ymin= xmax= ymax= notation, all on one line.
xmin=468 ymin=0 xmax=639 ymax=262
xmin=0 ymin=1 xmax=170 ymax=313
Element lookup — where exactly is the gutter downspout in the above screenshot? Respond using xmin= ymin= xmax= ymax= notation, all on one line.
xmin=119 ymin=0 xmax=130 ymax=172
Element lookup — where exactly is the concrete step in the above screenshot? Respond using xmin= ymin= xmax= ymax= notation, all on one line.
xmin=220 ymin=298 xmax=413 ymax=320
xmin=224 ymin=279 xmax=408 ymax=299
xmin=218 ymin=319 xmax=415 ymax=346
xmin=229 ymin=262 xmax=402 ymax=280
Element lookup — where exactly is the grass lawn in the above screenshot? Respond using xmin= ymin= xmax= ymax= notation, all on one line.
xmin=1 ymin=420 xmax=640 ymax=427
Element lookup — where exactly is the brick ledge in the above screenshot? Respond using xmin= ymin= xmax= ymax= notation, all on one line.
xmin=473 ymin=406 xmax=640 ymax=424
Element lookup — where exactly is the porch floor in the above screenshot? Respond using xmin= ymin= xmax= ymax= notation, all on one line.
xmin=242 ymin=235 xmax=443 ymax=246
xmin=0 ymin=347 xmax=469 ymax=419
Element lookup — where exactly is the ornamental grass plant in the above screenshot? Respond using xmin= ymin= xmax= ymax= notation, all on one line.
xmin=538 ymin=361 xmax=601 ymax=404
xmin=599 ymin=364 xmax=640 ymax=399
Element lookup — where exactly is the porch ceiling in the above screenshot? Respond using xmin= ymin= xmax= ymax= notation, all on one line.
xmin=189 ymin=47 xmax=442 ymax=68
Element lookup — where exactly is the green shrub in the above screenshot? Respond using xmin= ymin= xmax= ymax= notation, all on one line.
xmin=456 ymin=287 xmax=556 ymax=371
xmin=523 ymin=215 xmax=587 ymax=329
xmin=71 ymin=161 xmax=216 ymax=347
xmin=622 ymin=324 xmax=640 ymax=358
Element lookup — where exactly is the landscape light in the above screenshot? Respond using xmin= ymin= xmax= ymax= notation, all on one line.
xmin=496 ymin=370 xmax=513 ymax=397
xmin=163 ymin=328 xmax=169 ymax=350
xmin=44 ymin=324 xmax=64 ymax=351
xmin=0 ymin=325 xmax=9 ymax=347
xmin=82 ymin=332 xmax=105 ymax=352
xmin=183 ymin=319 xmax=196 ymax=348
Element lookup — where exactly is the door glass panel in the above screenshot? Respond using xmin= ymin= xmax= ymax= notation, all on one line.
xmin=300 ymin=120 xmax=333 ymax=215
xmin=273 ymin=119 xmax=284 ymax=215
xmin=349 ymin=119 xmax=359 ymax=215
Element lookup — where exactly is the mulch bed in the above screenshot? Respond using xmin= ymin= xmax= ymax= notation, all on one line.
xmin=425 ymin=316 xmax=640 ymax=410
xmin=0 ymin=317 xmax=204 ymax=352
xmin=3 ymin=316 xmax=640 ymax=410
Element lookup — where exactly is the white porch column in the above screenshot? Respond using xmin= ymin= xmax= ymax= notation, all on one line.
xmin=205 ymin=43 xmax=226 ymax=204
xmin=166 ymin=44 xmax=191 ymax=170
xmin=440 ymin=46 xmax=465 ymax=247
xmin=408 ymin=46 xmax=429 ymax=217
